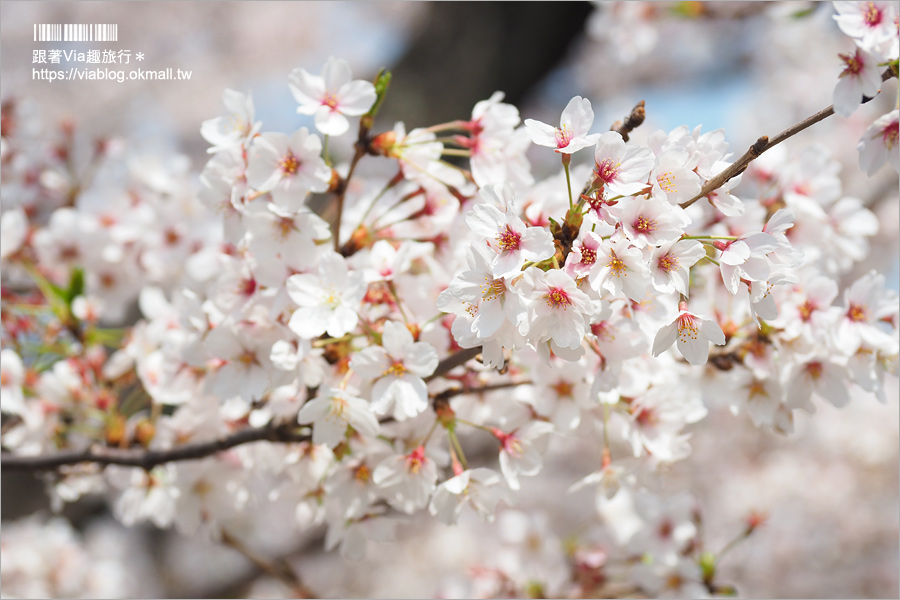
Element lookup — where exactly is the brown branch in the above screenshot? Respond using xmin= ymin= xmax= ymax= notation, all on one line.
xmin=682 ymin=68 xmax=896 ymax=209
xmin=3 ymin=346 xmax=486 ymax=473
xmin=1 ymin=420 xmax=310 ymax=472
xmin=425 ymin=345 xmax=482 ymax=382
xmin=435 ymin=379 xmax=532 ymax=401
xmin=220 ymin=530 xmax=315 ymax=599
xmin=610 ymin=100 xmax=646 ymax=143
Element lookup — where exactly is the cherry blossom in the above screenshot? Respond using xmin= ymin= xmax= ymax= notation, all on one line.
xmin=592 ymin=131 xmax=655 ymax=197
xmin=524 ymin=95 xmax=600 ymax=154
xmin=286 ymin=252 xmax=366 ymax=339
xmin=288 ymin=56 xmax=377 ymax=136
xmin=246 ymin=129 xmax=331 ymax=212
xmin=652 ymin=304 xmax=726 ymax=366
xmin=297 ymin=387 xmax=380 ymax=448
xmin=857 ymin=109 xmax=899 ymax=175
xmin=349 ymin=321 xmax=438 ymax=420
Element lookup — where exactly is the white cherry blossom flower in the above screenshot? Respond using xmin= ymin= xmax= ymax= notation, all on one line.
xmin=0 ymin=207 xmax=27 ymax=260
xmin=610 ymin=195 xmax=689 ymax=248
xmin=652 ymin=304 xmax=726 ymax=366
xmin=1 ymin=349 xmax=26 ymax=416
xmin=524 ymin=96 xmax=600 ymax=154
xmin=588 ymin=234 xmax=650 ymax=302
xmin=246 ymin=129 xmax=331 ymax=212
xmin=492 ymin=421 xmax=555 ymax=490
xmin=858 ymin=109 xmax=899 ymax=175
xmin=297 ymin=387 xmax=380 ymax=448
xmin=428 ymin=467 xmax=510 ymax=525
xmin=287 ymin=253 xmax=366 ymax=339
xmin=833 ymin=1 xmax=899 ymax=58
xmin=786 ymin=357 xmax=852 ymax=411
xmin=201 ymin=89 xmax=259 ymax=153
xmin=649 ymin=239 xmax=706 ymax=296
xmin=518 ymin=267 xmax=592 ymax=352
xmin=349 ymin=321 xmax=438 ymax=420
xmin=466 ymin=202 xmax=555 ymax=278
xmin=716 ymin=232 xmax=779 ymax=295
xmin=288 ymin=56 xmax=377 ymax=136
xmin=833 ymin=47 xmax=884 ymax=117
xmin=592 ymin=131 xmax=655 ymax=197
xmin=834 ymin=271 xmax=898 ymax=355
xmin=372 ymin=445 xmax=438 ymax=513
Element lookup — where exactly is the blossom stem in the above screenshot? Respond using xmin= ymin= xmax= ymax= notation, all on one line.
xmin=448 ymin=429 xmax=469 ymax=470
xmin=681 ymin=235 xmax=738 ymax=241
xmin=423 ymin=120 xmax=469 ymax=133
xmin=681 ymin=68 xmax=895 ymax=209
xmin=563 ymin=157 xmax=574 ymax=209
xmin=441 ymin=148 xmax=471 ymax=157
xmin=322 ymin=134 xmax=331 ymax=167
xmin=456 ymin=418 xmax=496 ymax=434
xmin=387 ymin=281 xmax=410 ymax=323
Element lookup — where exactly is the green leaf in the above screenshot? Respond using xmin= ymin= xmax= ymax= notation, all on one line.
xmin=64 ymin=267 xmax=85 ymax=305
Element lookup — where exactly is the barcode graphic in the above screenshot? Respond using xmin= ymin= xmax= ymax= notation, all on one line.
xmin=33 ymin=24 xmax=118 ymax=42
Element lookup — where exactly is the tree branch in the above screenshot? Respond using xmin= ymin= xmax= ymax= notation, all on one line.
xmin=610 ymin=100 xmax=646 ymax=143
xmin=2 ymin=344 xmax=491 ymax=473
xmin=425 ymin=345 xmax=482 ymax=382
xmin=682 ymin=69 xmax=896 ymax=209
xmin=1 ymin=420 xmax=310 ymax=472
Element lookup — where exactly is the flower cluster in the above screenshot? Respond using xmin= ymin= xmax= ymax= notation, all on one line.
xmin=1 ymin=19 xmax=898 ymax=595
xmin=832 ymin=1 xmax=900 ymax=174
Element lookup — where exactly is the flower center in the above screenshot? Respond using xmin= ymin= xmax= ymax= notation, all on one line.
xmin=382 ymin=360 xmax=407 ymax=378
xmin=236 ymin=349 xmax=258 ymax=367
xmin=354 ymin=464 xmax=371 ymax=482
xmin=495 ymin=225 xmax=522 ymax=252
xmin=847 ymin=303 xmax=868 ymax=322
xmin=580 ymin=246 xmax=597 ymax=264
xmin=657 ymin=253 xmax=679 ymax=273
xmin=546 ymin=287 xmax=573 ymax=309
xmin=594 ymin=158 xmax=621 ymax=184
xmin=280 ymin=152 xmax=301 ymax=175
xmin=608 ymin=255 xmax=627 ymax=277
xmin=747 ymin=380 xmax=768 ymax=398
xmin=321 ymin=93 xmax=340 ymax=111
xmin=555 ymin=124 xmax=574 ymax=148
xmin=863 ymin=1 xmax=883 ymax=26
xmin=481 ymin=276 xmax=507 ymax=301
xmin=656 ymin=171 xmax=677 ymax=194
xmin=806 ymin=361 xmax=823 ymax=379
xmin=798 ymin=300 xmax=816 ymax=322
xmin=276 ymin=216 xmax=295 ymax=239
xmin=552 ymin=380 xmax=574 ymax=398
xmin=676 ymin=313 xmax=699 ymax=342
xmin=406 ymin=446 xmax=426 ymax=474
xmin=634 ymin=406 xmax=658 ymax=427
xmin=633 ymin=215 xmax=657 ymax=234
xmin=329 ymin=394 xmax=348 ymax=418
xmin=840 ymin=51 xmax=863 ymax=76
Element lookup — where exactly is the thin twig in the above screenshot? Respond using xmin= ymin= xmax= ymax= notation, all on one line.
xmin=432 ymin=380 xmax=532 ymax=405
xmin=425 ymin=346 xmax=482 ymax=382
xmin=682 ymin=68 xmax=896 ymax=209
xmin=610 ymin=100 xmax=646 ymax=142
xmin=220 ymin=530 xmax=315 ymax=598
xmin=2 ymin=347 xmax=486 ymax=472
xmin=0 ymin=420 xmax=310 ymax=472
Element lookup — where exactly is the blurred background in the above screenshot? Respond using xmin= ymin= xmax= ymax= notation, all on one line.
xmin=1 ymin=1 xmax=898 ymax=597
